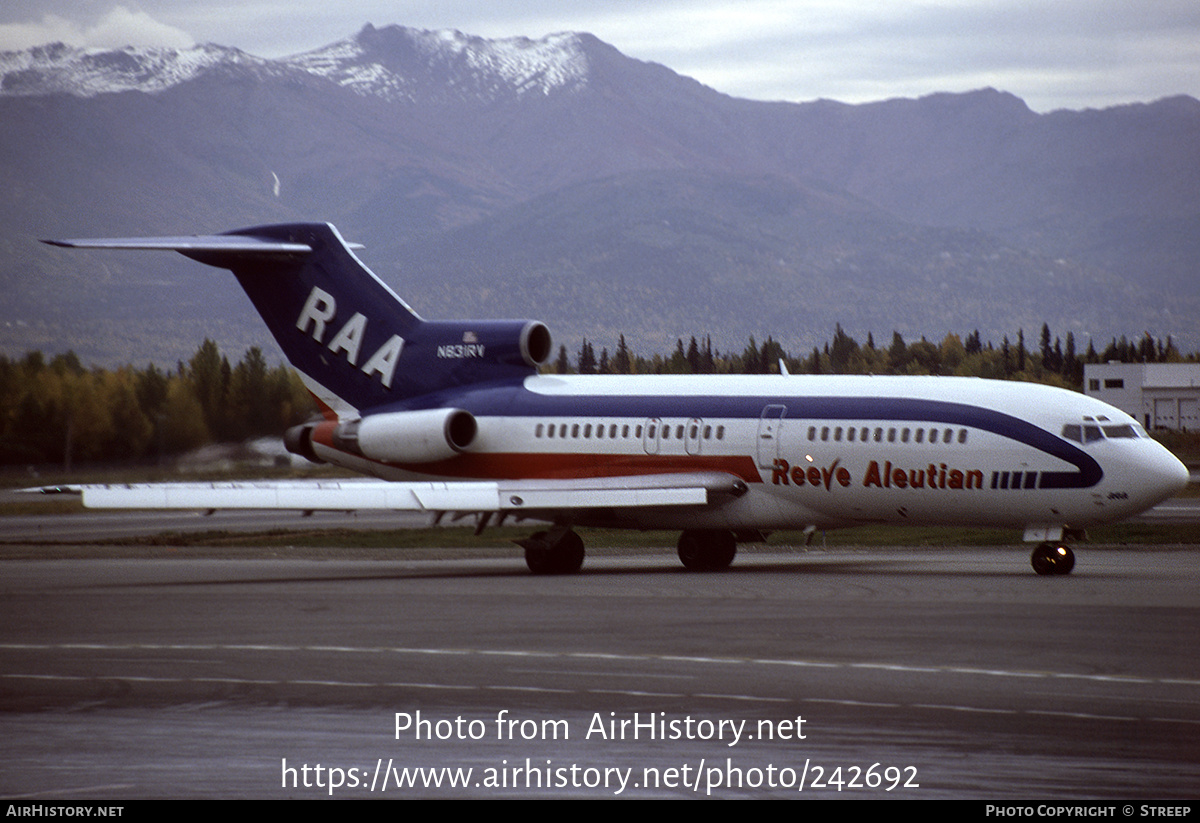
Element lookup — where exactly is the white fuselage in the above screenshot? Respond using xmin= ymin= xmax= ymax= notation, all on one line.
xmin=310 ymin=373 xmax=1188 ymax=535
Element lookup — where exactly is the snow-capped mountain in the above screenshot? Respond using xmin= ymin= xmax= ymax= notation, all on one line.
xmin=0 ymin=40 xmax=275 ymax=97
xmin=286 ymin=25 xmax=591 ymax=102
xmin=0 ymin=25 xmax=592 ymax=101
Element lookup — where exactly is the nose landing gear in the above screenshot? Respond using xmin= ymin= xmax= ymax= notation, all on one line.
xmin=1031 ymin=542 xmax=1075 ymax=575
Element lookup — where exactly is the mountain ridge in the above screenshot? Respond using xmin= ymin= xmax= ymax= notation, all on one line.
xmin=0 ymin=25 xmax=602 ymax=101
xmin=1 ymin=24 xmax=1197 ymax=365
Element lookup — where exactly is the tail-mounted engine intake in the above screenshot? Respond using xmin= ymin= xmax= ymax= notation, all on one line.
xmin=419 ymin=319 xmax=552 ymax=370
xmin=518 ymin=321 xmax=553 ymax=368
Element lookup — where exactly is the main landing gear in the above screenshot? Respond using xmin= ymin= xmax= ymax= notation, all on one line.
xmin=676 ymin=529 xmax=737 ymax=572
xmin=517 ymin=527 xmax=740 ymax=574
xmin=1030 ymin=542 xmax=1075 ymax=576
xmin=518 ymin=528 xmax=586 ymax=575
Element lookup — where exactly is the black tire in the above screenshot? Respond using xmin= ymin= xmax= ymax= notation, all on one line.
xmin=677 ymin=529 xmax=737 ymax=571
xmin=524 ymin=530 xmax=585 ymax=575
xmin=1031 ymin=542 xmax=1074 ymax=575
xmin=1053 ymin=544 xmax=1075 ymax=575
xmin=554 ymin=530 xmax=585 ymax=574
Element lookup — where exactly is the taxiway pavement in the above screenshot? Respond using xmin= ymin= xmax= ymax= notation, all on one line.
xmin=1 ymin=539 xmax=1197 ymax=799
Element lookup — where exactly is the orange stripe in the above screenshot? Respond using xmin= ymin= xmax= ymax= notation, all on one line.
xmin=309 ymin=422 xmax=760 ymax=482
xmin=309 ymin=392 xmax=338 ymax=421
xmin=384 ymin=452 xmax=764 ymax=482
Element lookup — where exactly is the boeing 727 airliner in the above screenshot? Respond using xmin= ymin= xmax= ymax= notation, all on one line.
xmin=44 ymin=223 xmax=1189 ymax=575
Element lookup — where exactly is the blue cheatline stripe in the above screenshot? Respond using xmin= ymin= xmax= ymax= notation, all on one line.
xmin=378 ymin=386 xmax=1103 ymax=490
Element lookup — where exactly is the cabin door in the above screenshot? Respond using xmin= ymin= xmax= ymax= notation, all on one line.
xmin=756 ymin=405 xmax=786 ymax=469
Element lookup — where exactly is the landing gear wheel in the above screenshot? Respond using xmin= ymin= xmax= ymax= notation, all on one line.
xmin=1031 ymin=542 xmax=1075 ymax=576
xmin=552 ymin=530 xmax=585 ymax=574
xmin=677 ymin=529 xmax=737 ymax=571
xmin=522 ymin=529 xmax=585 ymax=575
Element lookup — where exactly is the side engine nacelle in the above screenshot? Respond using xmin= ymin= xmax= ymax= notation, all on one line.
xmin=286 ymin=408 xmax=477 ymax=465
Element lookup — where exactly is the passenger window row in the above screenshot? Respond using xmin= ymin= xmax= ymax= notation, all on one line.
xmin=534 ymin=422 xmax=727 ymax=440
xmin=807 ymin=425 xmax=969 ymax=445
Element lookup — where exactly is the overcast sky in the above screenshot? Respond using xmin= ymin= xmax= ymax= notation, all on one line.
xmin=1 ymin=1 xmax=1198 ymax=112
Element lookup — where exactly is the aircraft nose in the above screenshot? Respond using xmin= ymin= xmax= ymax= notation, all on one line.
xmin=1143 ymin=443 xmax=1190 ymax=506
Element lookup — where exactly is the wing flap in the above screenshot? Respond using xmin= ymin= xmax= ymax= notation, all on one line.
xmin=80 ymin=481 xmax=492 ymax=511
xmin=501 ymin=487 xmax=706 ymax=509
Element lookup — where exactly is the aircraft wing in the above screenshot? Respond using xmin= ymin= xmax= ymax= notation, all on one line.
xmin=42 ymin=473 xmax=747 ymax=515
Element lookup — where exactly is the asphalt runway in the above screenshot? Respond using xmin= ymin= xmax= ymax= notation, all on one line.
xmin=1 ymin=528 xmax=1198 ymax=799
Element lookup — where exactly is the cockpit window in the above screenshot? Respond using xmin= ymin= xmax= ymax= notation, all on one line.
xmin=1062 ymin=422 xmax=1143 ymax=443
xmin=1061 ymin=423 xmax=1104 ymax=443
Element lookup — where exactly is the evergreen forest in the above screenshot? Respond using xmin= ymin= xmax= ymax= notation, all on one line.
xmin=2 ymin=324 xmax=1194 ymax=468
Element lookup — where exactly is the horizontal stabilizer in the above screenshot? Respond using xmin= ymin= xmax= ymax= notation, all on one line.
xmin=42 ymin=235 xmax=313 ymax=254
xmin=41 ymin=232 xmax=321 ymax=270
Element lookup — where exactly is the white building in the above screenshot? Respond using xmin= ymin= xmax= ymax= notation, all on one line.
xmin=1083 ymin=362 xmax=1200 ymax=431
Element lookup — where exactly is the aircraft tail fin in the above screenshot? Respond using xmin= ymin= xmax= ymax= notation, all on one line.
xmin=45 ymin=223 xmax=551 ymax=416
